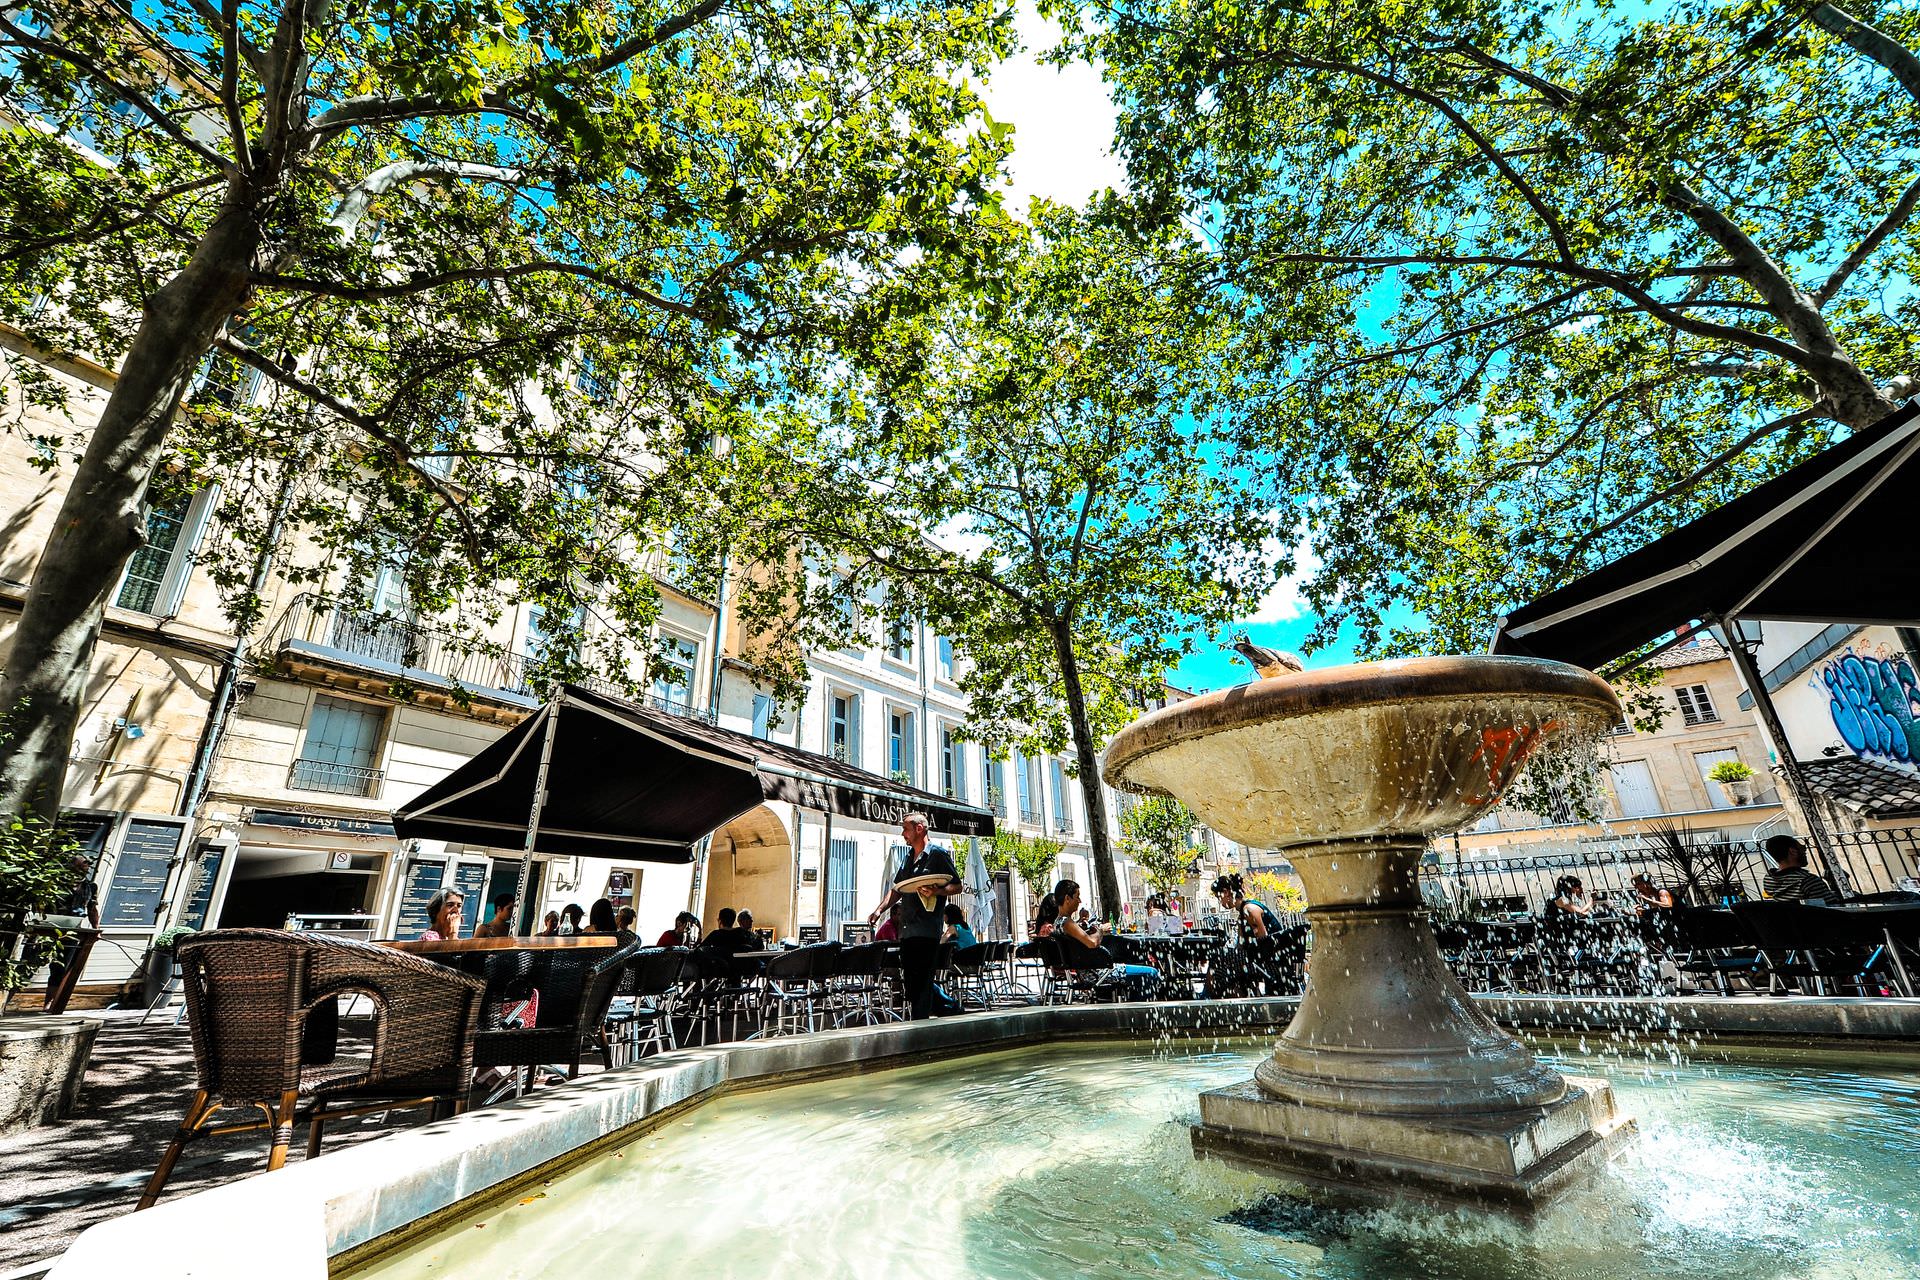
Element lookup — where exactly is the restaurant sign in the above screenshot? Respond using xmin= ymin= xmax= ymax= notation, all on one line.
xmin=249 ymin=808 xmax=397 ymax=838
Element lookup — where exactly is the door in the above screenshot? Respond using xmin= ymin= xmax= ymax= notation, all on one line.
xmin=825 ymin=838 xmax=858 ymax=941
xmin=1608 ymin=760 xmax=1662 ymax=818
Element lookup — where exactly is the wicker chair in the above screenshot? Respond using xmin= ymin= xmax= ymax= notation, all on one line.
xmin=473 ymin=940 xmax=641 ymax=1090
xmin=139 ymin=929 xmax=486 ymax=1210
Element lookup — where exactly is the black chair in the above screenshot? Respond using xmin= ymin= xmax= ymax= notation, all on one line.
xmin=757 ymin=941 xmax=842 ymax=1036
xmin=473 ymin=941 xmax=640 ymax=1093
xmin=1666 ymin=907 xmax=1769 ymax=995
xmin=605 ymin=947 xmax=693 ymax=1064
xmin=829 ymin=943 xmax=893 ymax=1026
xmin=1732 ymin=901 xmax=1909 ymax=996
xmin=682 ymin=946 xmax=759 ymax=1044
xmin=948 ymin=941 xmax=993 ymax=1009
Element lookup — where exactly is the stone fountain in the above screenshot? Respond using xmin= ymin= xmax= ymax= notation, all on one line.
xmin=1103 ymin=655 xmax=1636 ymax=1207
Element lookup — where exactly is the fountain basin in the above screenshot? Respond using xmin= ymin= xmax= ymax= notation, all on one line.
xmin=1104 ymin=655 xmax=1624 ymax=1203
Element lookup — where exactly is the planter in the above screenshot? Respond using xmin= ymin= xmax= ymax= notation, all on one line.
xmin=142 ymin=951 xmax=177 ymax=1007
xmin=1726 ymin=780 xmax=1755 ymax=806
xmin=0 ymin=1015 xmax=99 ymax=1135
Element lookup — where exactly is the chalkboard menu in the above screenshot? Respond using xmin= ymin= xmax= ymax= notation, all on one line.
xmin=394 ymin=859 xmax=448 ymax=939
xmin=453 ymin=862 xmax=488 ymax=935
xmin=101 ymin=818 xmax=185 ymax=928
xmin=798 ymin=925 xmax=825 ymax=943
xmin=179 ymin=845 xmax=227 ymax=929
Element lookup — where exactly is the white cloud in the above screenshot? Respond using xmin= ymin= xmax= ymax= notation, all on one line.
xmin=975 ymin=4 xmax=1124 ymax=215
xmin=931 ymin=515 xmax=994 ymax=558
xmin=1244 ymin=538 xmax=1321 ymax=624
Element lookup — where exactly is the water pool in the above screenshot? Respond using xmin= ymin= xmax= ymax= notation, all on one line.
xmin=355 ymin=1039 xmax=1920 ymax=1280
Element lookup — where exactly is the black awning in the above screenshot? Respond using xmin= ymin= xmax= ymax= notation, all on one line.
xmin=392 ymin=683 xmax=995 ymax=861
xmin=1490 ymin=402 xmax=1920 ymax=671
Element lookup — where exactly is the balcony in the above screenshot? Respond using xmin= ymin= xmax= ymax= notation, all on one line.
xmin=1019 ymin=806 xmax=1043 ymax=827
xmin=262 ymin=595 xmax=718 ymax=724
xmin=289 ymin=758 xmax=384 ymax=797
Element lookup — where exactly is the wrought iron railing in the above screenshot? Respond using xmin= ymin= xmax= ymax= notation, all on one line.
xmin=1433 ymin=825 xmax=1920 ymax=915
xmin=288 ymin=758 xmax=384 ymax=797
xmin=263 ymin=595 xmax=716 ymax=724
xmin=1018 ymin=806 xmax=1044 ymax=827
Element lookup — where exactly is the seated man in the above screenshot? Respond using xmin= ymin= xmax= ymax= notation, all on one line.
xmin=697 ymin=906 xmax=743 ymax=948
xmin=1762 ymin=835 xmax=1841 ymax=902
xmin=473 ymin=891 xmax=517 ymax=938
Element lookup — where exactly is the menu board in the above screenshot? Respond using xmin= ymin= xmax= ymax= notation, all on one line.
xmin=179 ymin=845 xmax=227 ymax=930
xmin=100 ymin=818 xmax=185 ymax=928
xmin=453 ymin=862 xmax=488 ymax=935
xmin=394 ymin=859 xmax=448 ymax=940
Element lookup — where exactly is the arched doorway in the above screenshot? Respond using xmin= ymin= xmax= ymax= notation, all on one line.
xmin=703 ymin=805 xmax=795 ymax=937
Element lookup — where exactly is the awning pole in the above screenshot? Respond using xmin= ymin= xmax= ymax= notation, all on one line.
xmin=818 ymin=807 xmax=833 ymax=937
xmin=512 ymin=693 xmax=564 ymax=933
xmin=1718 ymin=616 xmax=1839 ymax=881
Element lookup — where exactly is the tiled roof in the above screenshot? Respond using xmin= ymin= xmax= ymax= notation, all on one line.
xmin=1648 ymin=638 xmax=1729 ymax=670
xmin=1799 ymin=755 xmax=1920 ymax=818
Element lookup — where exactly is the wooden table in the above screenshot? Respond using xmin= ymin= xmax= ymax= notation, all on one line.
xmin=384 ymin=935 xmax=618 ymax=955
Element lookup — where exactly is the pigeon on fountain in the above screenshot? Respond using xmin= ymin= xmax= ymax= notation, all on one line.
xmin=1231 ymin=635 xmax=1304 ymax=680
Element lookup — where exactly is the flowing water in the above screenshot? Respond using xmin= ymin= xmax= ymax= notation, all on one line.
xmin=357 ymin=1039 xmax=1920 ymax=1280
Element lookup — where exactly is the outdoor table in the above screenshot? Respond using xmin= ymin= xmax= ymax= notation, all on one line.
xmin=384 ymin=935 xmax=617 ymax=955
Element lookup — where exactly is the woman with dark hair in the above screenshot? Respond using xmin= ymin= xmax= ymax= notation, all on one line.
xmin=587 ymin=897 xmax=619 ymax=935
xmin=558 ymin=903 xmax=585 ymax=935
xmin=1545 ymin=875 xmax=1593 ymax=919
xmin=943 ymin=903 xmax=978 ymax=949
xmin=1211 ymin=873 xmax=1281 ymax=940
xmin=419 ymin=889 xmax=464 ymax=941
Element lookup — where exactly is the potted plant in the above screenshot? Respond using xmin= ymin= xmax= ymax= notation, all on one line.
xmin=0 ymin=813 xmax=83 ymax=1016
xmin=1708 ymin=760 xmax=1757 ymax=806
xmin=141 ymin=925 xmax=198 ymax=1007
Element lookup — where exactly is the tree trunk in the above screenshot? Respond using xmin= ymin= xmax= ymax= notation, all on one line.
xmin=1050 ymin=619 xmax=1124 ymax=920
xmin=0 ymin=199 xmax=258 ymax=824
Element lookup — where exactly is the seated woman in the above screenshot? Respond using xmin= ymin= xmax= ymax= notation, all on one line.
xmin=1039 ymin=879 xmax=1160 ymax=998
xmin=1205 ymin=874 xmax=1291 ymax=996
xmin=419 ymin=889 xmax=464 ymax=941
xmin=1544 ymin=875 xmax=1595 ymax=919
xmin=944 ymin=903 xmax=978 ymax=950
xmin=587 ymin=897 xmax=620 ymax=936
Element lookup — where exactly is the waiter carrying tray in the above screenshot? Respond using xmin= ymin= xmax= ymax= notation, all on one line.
xmin=868 ymin=812 xmax=963 ymax=1019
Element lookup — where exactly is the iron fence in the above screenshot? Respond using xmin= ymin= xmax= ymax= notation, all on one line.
xmin=288 ymin=758 xmax=384 ymax=797
xmin=1433 ymin=826 xmax=1920 ymax=916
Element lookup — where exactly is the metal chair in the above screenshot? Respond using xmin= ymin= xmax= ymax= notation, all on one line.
xmin=605 ymin=947 xmax=693 ymax=1064
xmin=756 ymin=942 xmax=842 ymax=1036
xmin=1732 ymin=901 xmax=1910 ymax=996
xmin=140 ymin=929 xmax=485 ymax=1210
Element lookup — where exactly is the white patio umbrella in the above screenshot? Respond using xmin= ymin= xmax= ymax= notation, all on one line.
xmin=963 ymin=838 xmax=996 ymax=939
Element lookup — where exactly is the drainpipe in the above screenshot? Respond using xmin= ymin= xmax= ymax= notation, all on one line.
xmin=706 ymin=548 xmax=729 ymax=715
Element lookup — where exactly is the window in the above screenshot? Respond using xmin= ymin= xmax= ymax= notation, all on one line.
xmin=1607 ymin=760 xmax=1661 ymax=818
xmin=523 ymin=603 xmax=583 ymax=665
xmin=1049 ymin=758 xmax=1072 ymax=834
xmin=1605 ymin=715 xmax=1633 ymax=736
xmin=937 ymin=635 xmax=956 ymax=682
xmin=832 ymin=573 xmax=862 ymax=649
xmin=1675 ymin=683 xmax=1719 ymax=726
xmin=940 ymin=724 xmax=966 ymax=799
xmin=291 ymin=695 xmax=385 ymax=796
xmin=884 ymin=596 xmax=914 ymax=663
xmin=751 ymin=694 xmax=776 ymax=740
xmin=888 ymin=708 xmax=915 ymax=783
xmin=985 ymin=752 xmax=1007 ymax=816
xmin=1016 ymin=753 xmax=1042 ymax=826
xmin=605 ymin=868 xmax=639 ymax=912
xmin=114 ymin=490 xmax=211 ymax=615
xmin=189 ymin=346 xmax=259 ymax=410
xmin=1694 ymin=748 xmax=1744 ymax=807
xmin=829 ymin=692 xmax=860 ymax=765
xmin=650 ymin=636 xmax=699 ymax=711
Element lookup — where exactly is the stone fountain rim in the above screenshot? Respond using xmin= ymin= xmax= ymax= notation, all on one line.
xmin=1102 ymin=654 xmax=1620 ymax=795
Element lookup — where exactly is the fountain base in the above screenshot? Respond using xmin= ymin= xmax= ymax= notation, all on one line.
xmin=1192 ymin=1075 xmax=1635 ymax=1209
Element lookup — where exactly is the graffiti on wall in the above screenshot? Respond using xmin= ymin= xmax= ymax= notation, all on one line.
xmin=1821 ymin=648 xmax=1920 ymax=762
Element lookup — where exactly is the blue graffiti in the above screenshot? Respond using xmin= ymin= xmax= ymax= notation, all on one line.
xmin=1823 ymin=650 xmax=1920 ymax=762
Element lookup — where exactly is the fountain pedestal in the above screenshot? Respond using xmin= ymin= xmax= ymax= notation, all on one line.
xmin=1102 ymin=657 xmax=1638 ymax=1208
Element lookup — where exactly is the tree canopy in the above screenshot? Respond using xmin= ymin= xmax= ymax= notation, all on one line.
xmin=738 ymin=202 xmax=1282 ymax=915
xmin=0 ymin=0 xmax=1013 ymax=818
xmin=1047 ymin=0 xmax=1920 ymax=655
xmin=1118 ymin=794 xmax=1201 ymax=897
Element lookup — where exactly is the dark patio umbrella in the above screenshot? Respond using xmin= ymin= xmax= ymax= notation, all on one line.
xmin=394 ymin=684 xmax=995 ymax=906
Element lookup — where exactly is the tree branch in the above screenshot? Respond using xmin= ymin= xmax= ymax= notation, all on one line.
xmin=1552 ymin=407 xmax=1817 ymax=574
xmin=1812 ymin=3 xmax=1920 ymax=102
xmin=252 ymin=260 xmax=708 ymax=320
xmin=213 ymin=336 xmax=484 ymax=563
xmin=326 ymin=160 xmax=525 ymax=238
xmin=1817 ymin=173 xmax=1920 ymax=304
